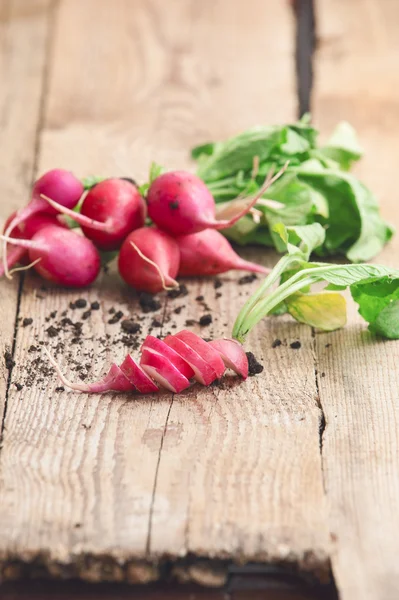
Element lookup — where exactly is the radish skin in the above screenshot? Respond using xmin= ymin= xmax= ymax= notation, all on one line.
xmin=42 ymin=178 xmax=146 ymax=251
xmin=209 ymin=339 xmax=249 ymax=379
xmin=141 ymin=335 xmax=194 ymax=379
xmin=1 ymin=212 xmax=68 ymax=277
xmin=119 ymin=354 xmax=159 ymax=393
xmin=3 ymin=169 xmax=83 ymax=278
xmin=174 ymin=330 xmax=225 ymax=379
xmin=118 ymin=228 xmax=180 ymax=294
xmin=177 ymin=229 xmax=270 ymax=277
xmin=147 ymin=167 xmax=286 ymax=236
xmin=140 ymin=348 xmax=190 ymax=393
xmin=1 ymin=225 xmax=101 ymax=287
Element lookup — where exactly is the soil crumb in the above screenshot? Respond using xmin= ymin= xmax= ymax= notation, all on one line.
xmin=246 ymin=352 xmax=264 ymax=376
xmin=139 ymin=293 xmax=161 ymax=313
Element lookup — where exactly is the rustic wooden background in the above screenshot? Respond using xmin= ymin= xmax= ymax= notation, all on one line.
xmin=0 ymin=1 xmax=398 ymax=599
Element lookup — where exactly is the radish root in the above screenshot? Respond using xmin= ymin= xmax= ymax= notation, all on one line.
xmin=129 ymin=241 xmax=178 ymax=290
xmin=8 ymin=257 xmax=41 ymax=277
xmin=43 ymin=347 xmax=88 ymax=392
xmin=40 ymin=194 xmax=114 ymax=233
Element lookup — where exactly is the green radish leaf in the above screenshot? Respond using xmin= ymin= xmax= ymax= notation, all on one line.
xmin=82 ymin=175 xmax=106 ymax=190
xmin=196 ymin=126 xmax=284 ymax=182
xmin=317 ymin=121 xmax=363 ymax=171
xmin=273 ymin=222 xmax=325 ymax=260
xmin=351 ymin=276 xmax=399 ymax=338
xmin=287 ymin=291 xmax=347 ymax=331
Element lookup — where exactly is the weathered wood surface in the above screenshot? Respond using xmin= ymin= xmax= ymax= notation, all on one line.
xmin=314 ymin=1 xmax=399 ymax=599
xmin=0 ymin=0 xmax=51 ymax=430
xmin=0 ymin=0 xmax=332 ymax=586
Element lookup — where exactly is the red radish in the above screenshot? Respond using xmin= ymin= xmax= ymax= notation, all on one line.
xmin=45 ymin=332 xmax=250 ymax=395
xmin=177 ymin=229 xmax=270 ymax=277
xmin=42 ymin=178 xmax=146 ymax=251
xmin=1 ymin=213 xmax=68 ymax=277
xmin=146 ymin=168 xmax=283 ymax=236
xmin=141 ymin=335 xmax=194 ymax=379
xmin=2 ymin=169 xmax=83 ymax=278
xmin=209 ymin=339 xmax=249 ymax=379
xmin=174 ymin=330 xmax=225 ymax=379
xmin=118 ymin=227 xmax=180 ymax=294
xmin=163 ymin=335 xmax=218 ymax=386
xmin=1 ymin=225 xmax=101 ymax=287
xmin=140 ymin=348 xmax=190 ymax=393
xmin=120 ymin=354 xmax=159 ymax=393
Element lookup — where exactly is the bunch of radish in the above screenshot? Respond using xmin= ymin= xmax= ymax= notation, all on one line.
xmin=0 ymin=164 xmax=279 ymax=292
xmin=45 ymin=331 xmax=249 ymax=394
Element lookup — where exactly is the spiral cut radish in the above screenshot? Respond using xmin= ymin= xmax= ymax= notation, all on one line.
xmin=44 ymin=331 xmax=249 ymax=395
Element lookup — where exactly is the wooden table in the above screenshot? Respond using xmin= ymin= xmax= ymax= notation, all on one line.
xmin=0 ymin=1 xmax=398 ymax=599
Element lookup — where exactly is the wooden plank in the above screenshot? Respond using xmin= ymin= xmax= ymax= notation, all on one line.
xmin=0 ymin=0 xmax=330 ymax=584
xmin=0 ymin=1 xmax=51 ymax=428
xmin=313 ymin=1 xmax=399 ymax=599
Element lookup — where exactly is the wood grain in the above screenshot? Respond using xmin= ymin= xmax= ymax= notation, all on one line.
xmin=0 ymin=0 xmax=51 ymax=426
xmin=313 ymin=1 xmax=399 ymax=598
xmin=0 ymin=0 xmax=330 ymax=585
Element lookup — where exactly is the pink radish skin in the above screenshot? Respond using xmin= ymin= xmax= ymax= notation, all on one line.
xmin=209 ymin=339 xmax=249 ymax=379
xmin=118 ymin=227 xmax=180 ymax=294
xmin=43 ymin=178 xmax=146 ymax=251
xmin=163 ymin=335 xmax=218 ymax=386
xmin=120 ymin=354 xmax=159 ymax=393
xmin=140 ymin=348 xmax=190 ymax=393
xmin=141 ymin=335 xmax=194 ymax=379
xmin=2 ymin=169 xmax=83 ymax=278
xmin=177 ymin=229 xmax=270 ymax=277
xmin=1 ymin=212 xmax=68 ymax=276
xmin=1 ymin=225 xmax=101 ymax=287
xmin=174 ymin=330 xmax=225 ymax=379
xmin=147 ymin=170 xmax=277 ymax=236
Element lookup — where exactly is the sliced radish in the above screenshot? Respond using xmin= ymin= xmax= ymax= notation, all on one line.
xmin=140 ymin=348 xmax=191 ymax=393
xmin=174 ymin=330 xmax=225 ymax=379
xmin=141 ymin=335 xmax=194 ymax=380
xmin=119 ymin=354 xmax=159 ymax=393
xmin=163 ymin=335 xmax=218 ymax=386
xmin=209 ymin=338 xmax=249 ymax=379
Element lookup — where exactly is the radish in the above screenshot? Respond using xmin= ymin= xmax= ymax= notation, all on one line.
xmin=174 ymin=330 xmax=226 ymax=379
xmin=42 ymin=178 xmax=146 ymax=251
xmin=209 ymin=338 xmax=249 ymax=379
xmin=140 ymin=348 xmax=190 ymax=393
xmin=146 ymin=167 xmax=284 ymax=236
xmin=45 ymin=332 xmax=250 ymax=395
xmin=163 ymin=335 xmax=218 ymax=386
xmin=0 ymin=212 xmax=67 ymax=277
xmin=2 ymin=169 xmax=83 ymax=278
xmin=118 ymin=227 xmax=180 ymax=294
xmin=119 ymin=354 xmax=159 ymax=393
xmin=1 ymin=224 xmax=101 ymax=287
xmin=177 ymin=229 xmax=270 ymax=277
xmin=141 ymin=335 xmax=194 ymax=379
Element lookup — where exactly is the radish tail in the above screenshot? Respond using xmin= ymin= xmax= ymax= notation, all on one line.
xmin=213 ymin=162 xmax=289 ymax=230
xmin=9 ymin=257 xmax=42 ymax=276
xmin=40 ymin=194 xmax=113 ymax=233
xmin=234 ymin=259 xmax=270 ymax=274
xmin=43 ymin=347 xmax=132 ymax=393
xmin=43 ymin=347 xmax=91 ymax=392
xmin=0 ymin=246 xmax=27 ymax=278
xmin=130 ymin=241 xmax=178 ymax=290
xmin=2 ymin=197 xmax=45 ymax=279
